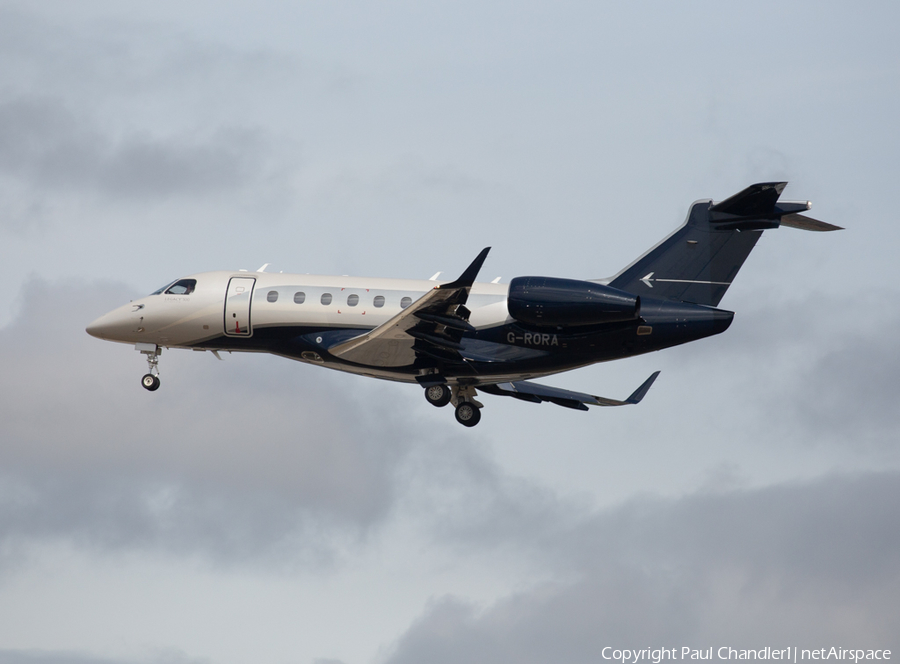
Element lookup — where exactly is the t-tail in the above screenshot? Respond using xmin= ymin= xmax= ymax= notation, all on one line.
xmin=606 ymin=182 xmax=842 ymax=307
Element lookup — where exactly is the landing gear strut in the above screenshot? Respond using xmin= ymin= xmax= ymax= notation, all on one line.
xmin=138 ymin=343 xmax=162 ymax=392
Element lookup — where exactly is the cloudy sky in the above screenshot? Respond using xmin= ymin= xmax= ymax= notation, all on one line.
xmin=1 ymin=2 xmax=899 ymax=663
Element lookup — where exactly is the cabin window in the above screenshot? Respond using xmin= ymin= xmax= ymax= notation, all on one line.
xmin=321 ymin=293 xmax=333 ymax=305
xmin=400 ymin=296 xmax=412 ymax=309
xmin=164 ymin=279 xmax=196 ymax=295
xmin=294 ymin=292 xmax=306 ymax=304
xmin=267 ymin=291 xmax=278 ymax=303
xmin=373 ymin=295 xmax=385 ymax=308
xmin=347 ymin=294 xmax=359 ymax=307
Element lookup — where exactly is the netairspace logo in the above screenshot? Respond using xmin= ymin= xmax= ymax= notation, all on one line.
xmin=600 ymin=648 xmax=892 ymax=664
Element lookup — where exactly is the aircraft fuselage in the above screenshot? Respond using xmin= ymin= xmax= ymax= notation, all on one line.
xmin=87 ymin=269 xmax=731 ymax=385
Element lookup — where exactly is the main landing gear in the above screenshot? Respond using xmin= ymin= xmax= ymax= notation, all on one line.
xmin=423 ymin=383 xmax=483 ymax=427
xmin=454 ymin=401 xmax=481 ymax=427
xmin=424 ymin=384 xmax=453 ymax=407
xmin=137 ymin=343 xmax=162 ymax=392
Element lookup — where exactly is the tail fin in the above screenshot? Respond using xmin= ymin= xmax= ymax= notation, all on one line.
xmin=605 ymin=182 xmax=841 ymax=307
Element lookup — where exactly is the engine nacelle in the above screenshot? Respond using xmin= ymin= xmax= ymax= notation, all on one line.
xmin=508 ymin=276 xmax=640 ymax=327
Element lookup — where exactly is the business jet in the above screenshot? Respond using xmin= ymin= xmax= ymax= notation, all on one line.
xmin=87 ymin=182 xmax=839 ymax=427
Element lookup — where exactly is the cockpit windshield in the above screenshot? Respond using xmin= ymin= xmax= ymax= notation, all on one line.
xmin=151 ymin=281 xmax=176 ymax=295
xmin=151 ymin=278 xmax=197 ymax=295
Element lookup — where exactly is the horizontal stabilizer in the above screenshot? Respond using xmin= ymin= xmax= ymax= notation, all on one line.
xmin=780 ymin=213 xmax=844 ymax=232
xmin=709 ymin=182 xmax=787 ymax=218
xmin=480 ymin=371 xmax=660 ymax=409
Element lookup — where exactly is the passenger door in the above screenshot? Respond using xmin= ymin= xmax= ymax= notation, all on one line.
xmin=224 ymin=277 xmax=256 ymax=336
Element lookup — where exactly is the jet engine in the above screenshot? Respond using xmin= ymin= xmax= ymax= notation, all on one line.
xmin=507 ymin=276 xmax=640 ymax=327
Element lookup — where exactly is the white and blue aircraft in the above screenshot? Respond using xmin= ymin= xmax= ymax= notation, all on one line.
xmin=87 ymin=182 xmax=839 ymax=426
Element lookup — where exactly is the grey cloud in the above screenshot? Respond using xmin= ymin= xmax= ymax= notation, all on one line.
xmin=789 ymin=322 xmax=900 ymax=449
xmin=0 ymin=6 xmax=305 ymax=103
xmin=0 ymin=96 xmax=273 ymax=199
xmin=0 ymin=5 xmax=308 ymax=214
xmin=660 ymin=288 xmax=900 ymax=451
xmin=761 ymin=292 xmax=900 ymax=449
xmin=398 ymin=432 xmax=587 ymax=555
xmin=385 ymin=472 xmax=900 ymax=664
xmin=0 ymin=278 xmax=424 ymax=567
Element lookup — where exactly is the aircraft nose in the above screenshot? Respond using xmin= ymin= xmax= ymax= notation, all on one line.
xmin=85 ymin=318 xmax=100 ymax=338
xmin=86 ymin=312 xmax=116 ymax=339
xmin=86 ymin=307 xmax=140 ymax=341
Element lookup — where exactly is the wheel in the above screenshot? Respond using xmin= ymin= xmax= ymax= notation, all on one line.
xmin=454 ymin=401 xmax=481 ymax=427
xmin=141 ymin=373 xmax=160 ymax=391
xmin=424 ymin=384 xmax=452 ymax=407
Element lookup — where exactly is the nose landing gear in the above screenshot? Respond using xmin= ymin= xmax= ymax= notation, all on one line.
xmin=142 ymin=373 xmax=161 ymax=391
xmin=137 ymin=343 xmax=162 ymax=392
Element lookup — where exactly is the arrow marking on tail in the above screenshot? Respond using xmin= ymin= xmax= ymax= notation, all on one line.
xmin=641 ymin=272 xmax=731 ymax=287
xmin=655 ymin=278 xmax=732 ymax=285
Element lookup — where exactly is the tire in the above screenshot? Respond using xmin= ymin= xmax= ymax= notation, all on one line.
xmin=142 ymin=374 xmax=160 ymax=391
xmin=424 ymin=384 xmax=452 ymax=407
xmin=454 ymin=401 xmax=481 ymax=427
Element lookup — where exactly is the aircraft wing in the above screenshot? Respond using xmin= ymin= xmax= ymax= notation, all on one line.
xmin=328 ymin=248 xmax=491 ymax=368
xmin=480 ymin=371 xmax=660 ymax=410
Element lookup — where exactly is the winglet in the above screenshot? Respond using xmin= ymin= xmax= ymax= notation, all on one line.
xmin=439 ymin=247 xmax=491 ymax=290
xmin=625 ymin=371 xmax=660 ymax=404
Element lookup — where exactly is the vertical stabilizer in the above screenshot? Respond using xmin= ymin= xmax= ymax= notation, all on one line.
xmin=605 ymin=182 xmax=839 ymax=307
